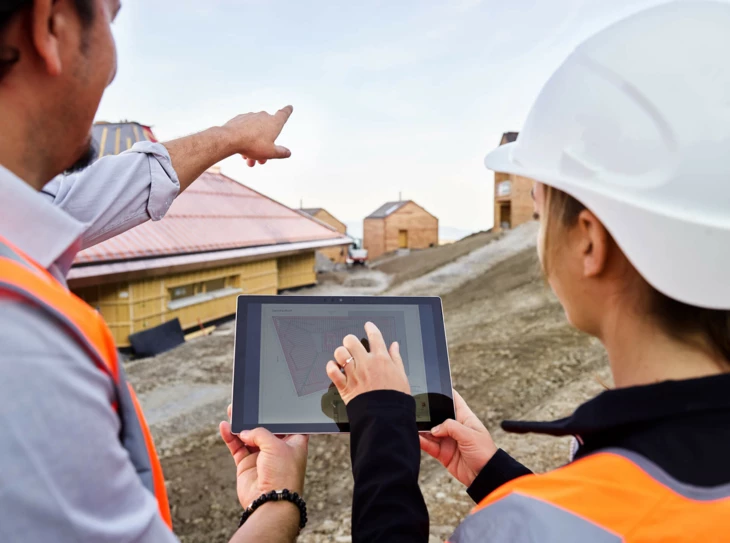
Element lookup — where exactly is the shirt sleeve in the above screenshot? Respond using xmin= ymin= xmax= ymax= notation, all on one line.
xmin=41 ymin=141 xmax=180 ymax=250
xmin=0 ymin=301 xmax=179 ymax=543
xmin=347 ymin=390 xmax=429 ymax=543
xmin=466 ymin=449 xmax=533 ymax=504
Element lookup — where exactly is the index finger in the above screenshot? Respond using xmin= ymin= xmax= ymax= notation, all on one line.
xmin=274 ymin=105 xmax=293 ymax=127
xmin=363 ymin=322 xmax=388 ymax=355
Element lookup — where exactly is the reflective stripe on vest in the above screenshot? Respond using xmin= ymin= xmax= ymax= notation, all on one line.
xmin=449 ymin=448 xmax=730 ymax=543
xmin=0 ymin=236 xmax=172 ymax=529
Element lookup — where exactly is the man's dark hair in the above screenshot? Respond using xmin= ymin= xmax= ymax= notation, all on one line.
xmin=0 ymin=0 xmax=94 ymax=80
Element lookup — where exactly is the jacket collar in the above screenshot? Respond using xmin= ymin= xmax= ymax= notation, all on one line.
xmin=501 ymin=373 xmax=730 ymax=437
xmin=0 ymin=165 xmax=84 ymax=275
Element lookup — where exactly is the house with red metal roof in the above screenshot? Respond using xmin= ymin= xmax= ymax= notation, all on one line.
xmin=69 ymin=122 xmax=351 ymax=348
xmin=298 ymin=207 xmax=348 ymax=264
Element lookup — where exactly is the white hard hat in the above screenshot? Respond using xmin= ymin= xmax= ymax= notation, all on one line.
xmin=484 ymin=0 xmax=730 ymax=310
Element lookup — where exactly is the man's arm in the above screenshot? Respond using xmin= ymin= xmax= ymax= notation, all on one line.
xmin=43 ymin=141 xmax=180 ymax=250
xmin=230 ymin=502 xmax=300 ymax=543
xmin=166 ymin=107 xmax=293 ymax=191
xmin=42 ymin=107 xmax=293 ymax=250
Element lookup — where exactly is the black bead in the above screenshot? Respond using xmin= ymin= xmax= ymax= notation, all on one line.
xmin=237 ymin=489 xmax=308 ymax=532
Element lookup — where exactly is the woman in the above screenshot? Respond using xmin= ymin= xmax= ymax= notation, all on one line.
xmin=325 ymin=2 xmax=730 ymax=542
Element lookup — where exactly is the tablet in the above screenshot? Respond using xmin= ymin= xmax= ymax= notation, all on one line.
xmin=231 ymin=295 xmax=455 ymax=434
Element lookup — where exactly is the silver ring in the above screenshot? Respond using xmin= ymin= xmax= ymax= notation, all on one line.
xmin=345 ymin=357 xmax=355 ymax=365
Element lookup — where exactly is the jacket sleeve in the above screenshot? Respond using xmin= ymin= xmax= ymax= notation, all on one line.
xmin=41 ymin=142 xmax=180 ymax=250
xmin=347 ymin=390 xmax=429 ymax=543
xmin=466 ymin=449 xmax=533 ymax=503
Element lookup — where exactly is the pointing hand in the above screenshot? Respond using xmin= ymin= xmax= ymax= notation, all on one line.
xmin=221 ymin=106 xmax=294 ymax=167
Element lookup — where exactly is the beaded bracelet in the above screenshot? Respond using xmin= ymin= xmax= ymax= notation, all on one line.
xmin=238 ymin=489 xmax=308 ymax=532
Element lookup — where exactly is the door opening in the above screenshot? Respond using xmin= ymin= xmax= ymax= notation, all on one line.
xmin=499 ymin=203 xmax=512 ymax=230
xmin=398 ymin=230 xmax=408 ymax=248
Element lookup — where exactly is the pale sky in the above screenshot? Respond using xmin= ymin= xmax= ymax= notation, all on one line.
xmin=97 ymin=0 xmax=671 ymax=239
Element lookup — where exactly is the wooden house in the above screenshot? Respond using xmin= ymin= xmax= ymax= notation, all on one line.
xmin=363 ymin=200 xmax=438 ymax=260
xmin=493 ymin=132 xmax=536 ymax=231
xmin=299 ymin=208 xmax=348 ymax=264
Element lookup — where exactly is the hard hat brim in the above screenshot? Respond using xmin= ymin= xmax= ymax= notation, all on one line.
xmin=484 ymin=142 xmax=730 ymax=310
xmin=484 ymin=141 xmax=519 ymax=175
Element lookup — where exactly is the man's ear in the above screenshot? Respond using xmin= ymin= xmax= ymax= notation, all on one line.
xmin=29 ymin=0 xmax=66 ymax=77
xmin=577 ymin=209 xmax=609 ymax=278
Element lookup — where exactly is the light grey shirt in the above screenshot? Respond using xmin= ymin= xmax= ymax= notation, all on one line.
xmin=0 ymin=143 xmax=181 ymax=542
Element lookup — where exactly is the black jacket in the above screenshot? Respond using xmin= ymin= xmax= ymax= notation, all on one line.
xmin=346 ymin=373 xmax=730 ymax=543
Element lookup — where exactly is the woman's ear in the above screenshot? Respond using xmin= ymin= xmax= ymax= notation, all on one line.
xmin=577 ymin=209 xmax=609 ymax=278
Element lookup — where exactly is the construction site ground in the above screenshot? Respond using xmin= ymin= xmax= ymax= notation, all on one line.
xmin=125 ymin=223 xmax=611 ymax=543
xmin=370 ymin=230 xmax=500 ymax=289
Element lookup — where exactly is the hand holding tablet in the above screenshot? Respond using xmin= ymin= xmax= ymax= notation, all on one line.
xmin=231 ymin=296 xmax=455 ymax=434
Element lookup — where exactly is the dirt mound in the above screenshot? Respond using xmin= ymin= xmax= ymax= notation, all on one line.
xmin=374 ymin=231 xmax=499 ymax=289
xmin=388 ymin=222 xmax=538 ymax=297
xmin=130 ymin=231 xmax=610 ymax=542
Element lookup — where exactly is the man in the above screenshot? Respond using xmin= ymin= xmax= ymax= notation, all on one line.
xmin=0 ymin=1 xmax=308 ymax=541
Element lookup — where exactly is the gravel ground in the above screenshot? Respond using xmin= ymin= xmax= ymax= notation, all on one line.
xmin=372 ymin=231 xmax=499 ymax=289
xmin=388 ymin=222 xmax=539 ymax=296
xmin=126 ymin=224 xmax=611 ymax=542
xmin=287 ymin=268 xmax=392 ymax=296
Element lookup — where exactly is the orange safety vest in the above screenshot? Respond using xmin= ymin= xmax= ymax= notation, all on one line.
xmin=449 ymin=448 xmax=730 ymax=542
xmin=0 ymin=236 xmax=172 ymax=529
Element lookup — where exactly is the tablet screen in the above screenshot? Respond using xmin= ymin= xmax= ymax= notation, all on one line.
xmin=232 ymin=296 xmax=454 ymax=434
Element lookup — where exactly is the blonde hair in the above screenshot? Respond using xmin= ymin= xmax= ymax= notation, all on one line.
xmin=541 ymin=185 xmax=730 ymax=363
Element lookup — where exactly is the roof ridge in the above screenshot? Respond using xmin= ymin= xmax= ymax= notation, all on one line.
xmin=366 ymin=199 xmax=411 ymax=218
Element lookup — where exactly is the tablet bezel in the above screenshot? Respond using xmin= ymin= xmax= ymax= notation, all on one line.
xmin=231 ymin=295 xmax=454 ymax=434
